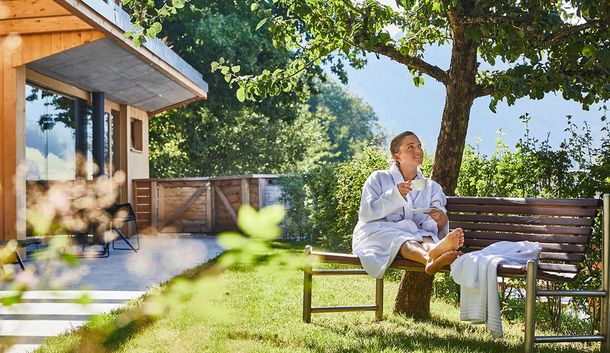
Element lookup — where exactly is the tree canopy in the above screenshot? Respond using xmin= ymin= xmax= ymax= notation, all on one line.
xmin=208 ymin=0 xmax=608 ymax=195
xmin=145 ymin=0 xmax=382 ymax=177
xmin=216 ymin=1 xmax=608 ymax=110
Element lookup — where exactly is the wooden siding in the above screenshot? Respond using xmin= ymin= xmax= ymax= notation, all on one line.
xmin=133 ymin=176 xmax=281 ymax=234
xmin=0 ymin=26 xmax=104 ymax=241
xmin=126 ymin=106 xmax=150 ymax=204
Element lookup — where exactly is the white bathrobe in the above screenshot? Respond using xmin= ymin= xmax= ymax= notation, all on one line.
xmin=352 ymin=164 xmax=449 ymax=278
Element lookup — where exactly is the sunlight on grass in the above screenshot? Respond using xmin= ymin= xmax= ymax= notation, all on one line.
xmin=35 ymin=245 xmax=600 ymax=353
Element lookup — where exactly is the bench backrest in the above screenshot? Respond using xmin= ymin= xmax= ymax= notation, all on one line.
xmin=446 ymin=196 xmax=601 ymax=279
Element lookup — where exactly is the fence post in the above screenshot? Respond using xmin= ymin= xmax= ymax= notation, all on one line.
xmin=151 ymin=180 xmax=158 ymax=235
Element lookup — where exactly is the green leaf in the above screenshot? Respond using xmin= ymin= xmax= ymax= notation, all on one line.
xmin=217 ymin=232 xmax=247 ymax=249
xmin=582 ymin=44 xmax=596 ymax=58
xmin=237 ymin=205 xmax=284 ymax=240
xmin=146 ymin=22 xmax=162 ymax=37
xmin=76 ymin=294 xmax=92 ymax=305
xmin=412 ymin=75 xmax=424 ymax=87
xmin=231 ymin=65 xmax=241 ymax=73
xmin=256 ymin=18 xmax=268 ymax=31
xmin=61 ymin=252 xmax=79 ymax=266
xmin=1 ymin=293 xmax=22 ymax=306
xmin=259 ymin=205 xmax=285 ymax=225
xmin=251 ymin=3 xmax=259 ymax=11
xmin=151 ymin=22 xmax=162 ymax=34
xmin=236 ymin=87 xmax=246 ymax=102
xmin=172 ymin=0 xmax=185 ymax=9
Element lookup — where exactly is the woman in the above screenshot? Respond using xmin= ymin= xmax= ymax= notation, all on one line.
xmin=352 ymin=131 xmax=464 ymax=278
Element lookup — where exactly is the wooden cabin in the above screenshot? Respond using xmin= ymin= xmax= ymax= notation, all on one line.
xmin=0 ymin=0 xmax=208 ymax=244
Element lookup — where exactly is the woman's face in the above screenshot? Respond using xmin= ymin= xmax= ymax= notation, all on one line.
xmin=394 ymin=134 xmax=423 ymax=167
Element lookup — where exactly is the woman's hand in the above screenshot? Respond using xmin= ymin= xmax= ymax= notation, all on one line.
xmin=427 ymin=208 xmax=448 ymax=231
xmin=397 ymin=182 xmax=412 ymax=197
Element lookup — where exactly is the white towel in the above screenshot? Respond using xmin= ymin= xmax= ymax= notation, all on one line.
xmin=450 ymin=241 xmax=541 ymax=338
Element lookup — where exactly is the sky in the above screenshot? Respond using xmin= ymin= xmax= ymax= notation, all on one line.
xmin=328 ymin=0 xmax=607 ymax=156
xmin=327 ymin=50 xmax=606 ymax=156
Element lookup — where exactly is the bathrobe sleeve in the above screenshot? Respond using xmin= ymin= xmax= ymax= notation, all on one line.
xmin=420 ymin=181 xmax=449 ymax=239
xmin=358 ymin=172 xmax=407 ymax=223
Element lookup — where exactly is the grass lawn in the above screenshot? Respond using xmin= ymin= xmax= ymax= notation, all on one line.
xmin=36 ymin=243 xmax=599 ymax=353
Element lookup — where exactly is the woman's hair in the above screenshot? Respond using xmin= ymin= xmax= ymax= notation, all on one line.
xmin=389 ymin=131 xmax=416 ymax=165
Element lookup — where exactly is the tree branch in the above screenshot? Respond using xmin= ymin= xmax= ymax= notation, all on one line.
xmin=461 ymin=15 xmax=604 ymax=46
xmin=378 ymin=43 xmax=448 ymax=85
xmin=474 ymin=84 xmax=493 ymax=98
xmin=543 ymin=20 xmax=604 ymax=44
xmin=348 ymin=38 xmax=449 ymax=85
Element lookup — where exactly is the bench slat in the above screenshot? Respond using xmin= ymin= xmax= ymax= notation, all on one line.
xmin=310 ymin=251 xmax=581 ymax=280
xmin=462 ymin=247 xmax=584 ymax=262
xmin=463 ymin=231 xmax=589 ymax=244
xmin=463 ymin=239 xmax=586 ymax=253
xmin=451 ymin=222 xmax=591 ymax=235
xmin=447 ymin=197 xmax=601 ymax=208
xmin=539 ymin=252 xmax=584 ymax=262
xmin=446 ymin=204 xmax=597 ymax=217
xmin=497 ymin=265 xmax=578 ymax=281
xmin=448 ymin=214 xmax=593 ymax=227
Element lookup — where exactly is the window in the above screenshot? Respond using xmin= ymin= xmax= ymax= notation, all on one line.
xmin=25 ymin=84 xmax=78 ymax=180
xmin=131 ymin=118 xmax=143 ymax=151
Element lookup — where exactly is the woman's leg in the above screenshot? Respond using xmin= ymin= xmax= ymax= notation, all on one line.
xmin=399 ymin=240 xmax=429 ymax=264
xmin=426 ymin=228 xmax=465 ymax=260
xmin=400 ymin=239 xmax=462 ymax=275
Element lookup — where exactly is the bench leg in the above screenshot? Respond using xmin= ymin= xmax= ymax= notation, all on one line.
xmin=375 ymin=278 xmax=384 ymax=321
xmin=303 ymin=246 xmax=313 ymax=323
xmin=525 ymin=259 xmax=538 ymax=353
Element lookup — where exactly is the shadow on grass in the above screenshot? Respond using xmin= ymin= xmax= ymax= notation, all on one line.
xmin=307 ymin=315 xmax=596 ymax=353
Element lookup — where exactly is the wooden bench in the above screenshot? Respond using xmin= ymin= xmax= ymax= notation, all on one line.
xmin=303 ymin=195 xmax=610 ymax=353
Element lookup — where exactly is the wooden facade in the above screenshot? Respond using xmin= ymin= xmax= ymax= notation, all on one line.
xmin=132 ymin=176 xmax=282 ymax=234
xmin=0 ymin=0 xmax=207 ymax=244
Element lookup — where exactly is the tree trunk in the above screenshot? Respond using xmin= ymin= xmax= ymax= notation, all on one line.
xmin=431 ymin=7 xmax=478 ymax=195
xmin=394 ymin=2 xmax=478 ymax=319
xmin=393 ymin=271 xmax=434 ymax=319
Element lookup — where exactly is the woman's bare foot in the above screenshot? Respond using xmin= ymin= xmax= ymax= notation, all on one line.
xmin=428 ymin=228 xmax=464 ymax=260
xmin=425 ymin=250 xmax=461 ymax=275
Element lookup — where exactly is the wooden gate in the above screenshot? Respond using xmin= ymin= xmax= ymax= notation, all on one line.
xmin=132 ymin=175 xmax=280 ymax=234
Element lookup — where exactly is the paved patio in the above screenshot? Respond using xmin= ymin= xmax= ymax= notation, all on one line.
xmin=1 ymin=235 xmax=223 ymax=353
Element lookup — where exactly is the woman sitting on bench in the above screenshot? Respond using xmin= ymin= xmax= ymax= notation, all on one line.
xmin=352 ymin=131 xmax=464 ymax=278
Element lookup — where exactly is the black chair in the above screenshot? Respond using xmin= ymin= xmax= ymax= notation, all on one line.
xmin=75 ymin=224 xmax=110 ymax=258
xmin=107 ymin=203 xmax=140 ymax=253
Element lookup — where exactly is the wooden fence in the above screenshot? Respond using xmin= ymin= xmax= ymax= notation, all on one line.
xmin=132 ymin=175 xmax=282 ymax=234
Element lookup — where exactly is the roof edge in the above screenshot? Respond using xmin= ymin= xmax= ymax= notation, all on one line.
xmin=54 ymin=0 xmax=208 ymax=97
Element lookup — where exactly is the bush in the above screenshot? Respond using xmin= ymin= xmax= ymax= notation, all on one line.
xmin=280 ymin=146 xmax=388 ymax=251
xmin=453 ymin=113 xmax=610 ymax=332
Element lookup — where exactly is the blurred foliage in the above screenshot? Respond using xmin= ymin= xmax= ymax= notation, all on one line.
xmin=2 ymin=202 xmax=300 ymax=352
